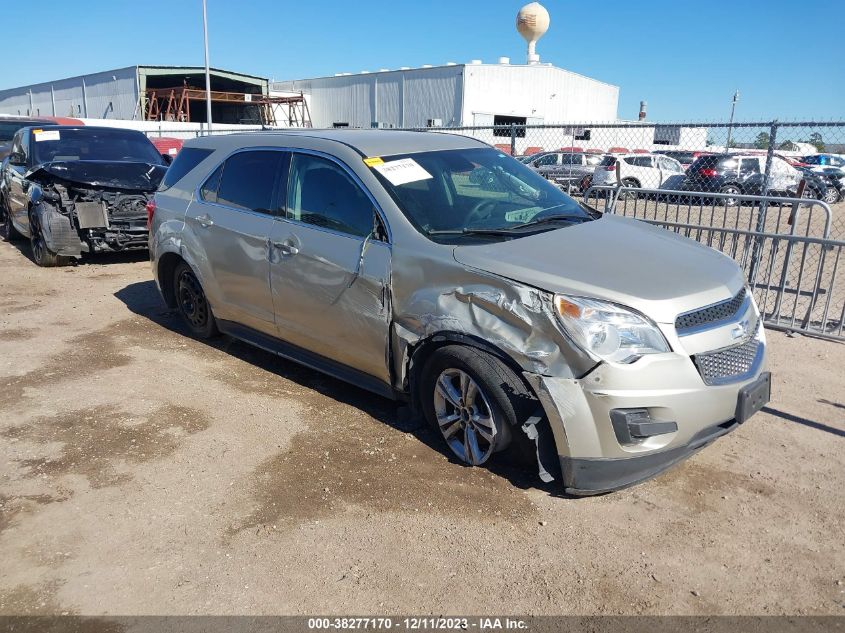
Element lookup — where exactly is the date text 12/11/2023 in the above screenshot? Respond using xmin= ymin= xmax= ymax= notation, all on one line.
xmin=307 ymin=617 xmax=529 ymax=630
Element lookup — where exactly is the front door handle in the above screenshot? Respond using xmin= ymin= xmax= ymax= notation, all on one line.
xmin=196 ymin=213 xmax=214 ymax=228
xmin=272 ymin=241 xmax=299 ymax=256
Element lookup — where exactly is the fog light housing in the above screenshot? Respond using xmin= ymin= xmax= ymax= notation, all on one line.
xmin=610 ymin=409 xmax=678 ymax=445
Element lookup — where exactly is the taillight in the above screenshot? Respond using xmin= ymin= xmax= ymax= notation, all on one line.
xmin=697 ymin=168 xmax=718 ymax=178
xmin=605 ymin=163 xmax=617 ymax=172
xmin=146 ymin=199 xmax=156 ymax=229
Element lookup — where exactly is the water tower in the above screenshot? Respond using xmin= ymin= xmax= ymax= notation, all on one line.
xmin=516 ymin=2 xmax=550 ymax=65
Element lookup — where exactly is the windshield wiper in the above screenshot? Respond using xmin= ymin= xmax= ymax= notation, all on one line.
xmin=509 ymin=213 xmax=594 ymax=230
xmin=427 ymin=227 xmax=518 ymax=236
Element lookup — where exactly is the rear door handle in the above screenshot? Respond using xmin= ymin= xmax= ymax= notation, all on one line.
xmin=196 ymin=213 xmax=214 ymax=228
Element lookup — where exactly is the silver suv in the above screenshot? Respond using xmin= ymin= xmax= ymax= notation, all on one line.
xmin=149 ymin=130 xmax=770 ymax=495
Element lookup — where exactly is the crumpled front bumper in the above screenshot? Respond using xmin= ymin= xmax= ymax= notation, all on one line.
xmin=523 ymin=326 xmax=769 ymax=495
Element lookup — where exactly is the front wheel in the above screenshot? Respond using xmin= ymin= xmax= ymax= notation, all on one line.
xmin=420 ymin=345 xmax=535 ymax=467
xmin=173 ymin=261 xmax=219 ymax=339
xmin=29 ymin=211 xmax=67 ymax=267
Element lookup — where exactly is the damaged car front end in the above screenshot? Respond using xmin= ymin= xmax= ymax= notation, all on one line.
xmin=1 ymin=125 xmax=165 ymax=265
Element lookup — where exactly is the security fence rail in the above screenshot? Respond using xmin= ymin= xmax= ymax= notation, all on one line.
xmin=584 ymin=186 xmax=844 ymax=341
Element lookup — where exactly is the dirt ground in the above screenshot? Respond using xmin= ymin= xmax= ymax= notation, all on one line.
xmin=0 ymin=239 xmax=843 ymax=617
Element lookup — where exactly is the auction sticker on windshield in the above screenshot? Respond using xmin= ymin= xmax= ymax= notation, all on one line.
xmin=33 ymin=130 xmax=61 ymax=142
xmin=372 ymin=158 xmax=433 ymax=186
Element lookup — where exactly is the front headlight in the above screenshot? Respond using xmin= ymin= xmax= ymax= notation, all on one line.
xmin=554 ymin=294 xmax=670 ymax=364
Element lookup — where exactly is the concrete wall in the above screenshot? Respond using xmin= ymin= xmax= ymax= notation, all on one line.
xmin=0 ymin=66 xmax=139 ymax=119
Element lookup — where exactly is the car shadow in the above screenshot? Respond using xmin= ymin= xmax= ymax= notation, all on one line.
xmin=763 ymin=406 xmax=845 ymax=439
xmin=4 ymin=236 xmax=149 ymax=266
xmin=114 ymin=280 xmax=562 ymax=496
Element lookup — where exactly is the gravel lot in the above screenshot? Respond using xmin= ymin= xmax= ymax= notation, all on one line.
xmin=0 ymin=239 xmax=843 ymax=616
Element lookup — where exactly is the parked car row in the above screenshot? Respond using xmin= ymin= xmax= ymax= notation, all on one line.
xmin=682 ymin=154 xmax=835 ymax=204
xmin=521 ymin=146 xmax=843 ymax=204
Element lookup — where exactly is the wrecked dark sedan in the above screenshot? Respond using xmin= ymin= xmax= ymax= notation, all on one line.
xmin=0 ymin=125 xmax=166 ymax=266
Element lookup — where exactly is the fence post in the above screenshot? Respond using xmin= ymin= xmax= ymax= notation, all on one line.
xmin=510 ymin=123 xmax=517 ymax=157
xmin=748 ymin=120 xmax=779 ymax=283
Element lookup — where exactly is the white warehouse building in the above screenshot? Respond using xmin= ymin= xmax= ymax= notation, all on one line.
xmin=271 ymin=62 xmax=706 ymax=155
xmin=272 ymin=60 xmax=619 ymax=130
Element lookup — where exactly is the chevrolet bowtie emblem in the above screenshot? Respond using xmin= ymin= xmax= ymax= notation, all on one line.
xmin=731 ymin=318 xmax=751 ymax=340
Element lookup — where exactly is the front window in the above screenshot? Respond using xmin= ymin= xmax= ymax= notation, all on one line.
xmin=287 ymin=153 xmax=375 ymax=238
xmin=30 ymin=128 xmax=164 ymax=165
xmin=371 ymin=147 xmax=596 ymax=243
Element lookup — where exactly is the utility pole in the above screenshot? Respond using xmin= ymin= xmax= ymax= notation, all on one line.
xmin=202 ymin=0 xmax=213 ymax=134
xmin=726 ymin=90 xmax=739 ymax=150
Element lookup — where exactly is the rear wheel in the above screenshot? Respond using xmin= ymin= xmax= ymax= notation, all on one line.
xmin=173 ymin=261 xmax=219 ymax=339
xmin=0 ymin=198 xmax=20 ymax=242
xmin=720 ymin=184 xmax=741 ymax=206
xmin=419 ymin=345 xmax=535 ymax=467
xmin=822 ymin=186 xmax=839 ymax=205
xmin=619 ymin=178 xmax=640 ymax=200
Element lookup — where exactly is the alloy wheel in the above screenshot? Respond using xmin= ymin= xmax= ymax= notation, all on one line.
xmin=433 ymin=368 xmax=498 ymax=466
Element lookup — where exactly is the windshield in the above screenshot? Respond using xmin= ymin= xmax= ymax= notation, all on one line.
xmin=372 ymin=147 xmax=595 ymax=242
xmin=30 ymin=128 xmax=163 ymax=165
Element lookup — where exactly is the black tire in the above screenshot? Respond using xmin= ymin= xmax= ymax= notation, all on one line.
xmin=173 ymin=261 xmax=219 ymax=339
xmin=419 ymin=345 xmax=536 ymax=467
xmin=720 ymin=184 xmax=741 ymax=207
xmin=0 ymin=197 xmax=21 ymax=242
xmin=618 ymin=178 xmax=640 ymax=200
xmin=29 ymin=210 xmax=68 ymax=267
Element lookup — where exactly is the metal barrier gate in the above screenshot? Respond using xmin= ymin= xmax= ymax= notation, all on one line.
xmin=583 ymin=185 xmax=844 ymax=341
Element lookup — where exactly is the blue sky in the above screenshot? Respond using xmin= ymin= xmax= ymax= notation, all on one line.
xmin=4 ymin=0 xmax=844 ymax=122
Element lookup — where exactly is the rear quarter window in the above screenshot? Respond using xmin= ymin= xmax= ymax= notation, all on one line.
xmin=159 ymin=147 xmax=214 ymax=191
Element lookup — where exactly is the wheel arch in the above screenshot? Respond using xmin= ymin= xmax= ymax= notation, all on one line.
xmin=156 ymin=251 xmax=187 ymax=309
xmin=404 ymin=330 xmax=540 ymax=414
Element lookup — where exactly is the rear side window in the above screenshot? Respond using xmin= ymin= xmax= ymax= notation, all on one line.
xmin=159 ymin=147 xmax=213 ymax=191
xmin=688 ymin=155 xmax=723 ymax=172
xmin=740 ymin=158 xmax=761 ymax=174
xmin=626 ymin=156 xmax=653 ymax=167
xmin=534 ymin=154 xmax=557 ymax=167
xmin=215 ymin=150 xmax=284 ymax=214
xmin=200 ymin=164 xmax=223 ymax=203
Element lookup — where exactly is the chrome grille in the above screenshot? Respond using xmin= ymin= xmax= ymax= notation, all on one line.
xmin=694 ymin=332 xmax=762 ymax=386
xmin=676 ymin=288 xmax=747 ymax=333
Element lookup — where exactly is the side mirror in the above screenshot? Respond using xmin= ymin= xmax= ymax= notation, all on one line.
xmin=9 ymin=151 xmax=25 ymax=166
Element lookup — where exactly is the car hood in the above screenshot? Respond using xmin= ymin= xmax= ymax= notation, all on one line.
xmin=27 ymin=160 xmax=166 ymax=191
xmin=452 ymin=214 xmax=745 ymax=324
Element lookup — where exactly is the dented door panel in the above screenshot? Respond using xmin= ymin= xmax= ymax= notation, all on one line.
xmin=269 ymin=219 xmax=392 ymax=383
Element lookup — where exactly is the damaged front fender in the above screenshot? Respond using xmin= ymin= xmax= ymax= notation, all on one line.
xmin=390 ymin=261 xmax=596 ymax=393
xmin=30 ymin=200 xmax=83 ymax=258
